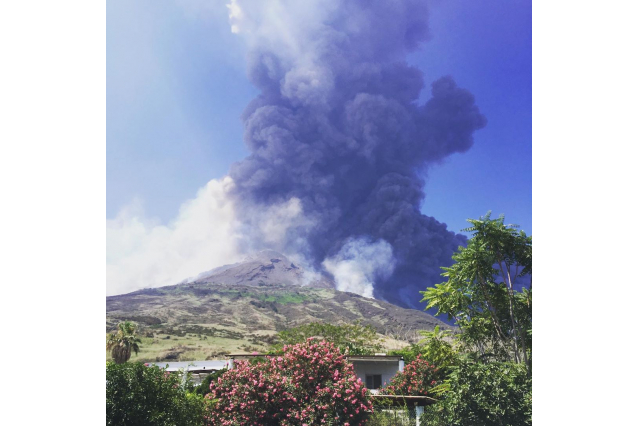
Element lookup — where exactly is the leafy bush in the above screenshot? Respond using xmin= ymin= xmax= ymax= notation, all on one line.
xmin=387 ymin=344 xmax=423 ymax=364
xmin=388 ymin=325 xmax=459 ymax=370
xmin=367 ymin=404 xmax=415 ymax=426
xmin=420 ymin=213 xmax=532 ymax=369
xmin=379 ymin=355 xmax=439 ymax=396
xmin=106 ymin=361 xmax=205 ymax=426
xmin=422 ymin=361 xmax=531 ymax=426
xmin=206 ymin=339 xmax=373 ymax=425
xmin=273 ymin=321 xmax=383 ymax=355
xmin=194 ymin=368 xmax=227 ymax=396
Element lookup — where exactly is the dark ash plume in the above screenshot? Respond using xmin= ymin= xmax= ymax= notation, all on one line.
xmin=227 ymin=0 xmax=486 ymax=309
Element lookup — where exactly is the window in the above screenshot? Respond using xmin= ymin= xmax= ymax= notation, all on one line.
xmin=366 ymin=374 xmax=382 ymax=389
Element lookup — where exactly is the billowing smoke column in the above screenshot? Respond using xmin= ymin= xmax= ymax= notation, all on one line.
xmin=226 ymin=0 xmax=486 ymax=309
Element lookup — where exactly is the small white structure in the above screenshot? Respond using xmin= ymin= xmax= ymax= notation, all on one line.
xmin=146 ymin=360 xmax=229 ymax=385
xmin=347 ymin=355 xmax=404 ymax=394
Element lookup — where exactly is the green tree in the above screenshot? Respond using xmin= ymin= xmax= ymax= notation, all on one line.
xmin=106 ymin=320 xmax=142 ymax=364
xmin=422 ymin=361 xmax=531 ymax=426
xmin=388 ymin=325 xmax=459 ymax=374
xmin=193 ymin=367 xmax=227 ymax=397
xmin=106 ymin=361 xmax=205 ymax=426
xmin=416 ymin=325 xmax=460 ymax=371
xmin=421 ymin=212 xmax=531 ymax=372
xmin=387 ymin=343 xmax=423 ymax=364
xmin=273 ymin=321 xmax=384 ymax=355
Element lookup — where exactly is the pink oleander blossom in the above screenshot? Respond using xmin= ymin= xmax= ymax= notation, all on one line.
xmin=378 ymin=355 xmax=439 ymax=396
xmin=204 ymin=339 xmax=373 ymax=425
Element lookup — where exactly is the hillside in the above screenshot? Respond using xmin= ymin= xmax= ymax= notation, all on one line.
xmin=106 ymin=282 xmax=452 ymax=363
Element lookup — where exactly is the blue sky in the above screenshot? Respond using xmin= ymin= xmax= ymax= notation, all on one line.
xmin=107 ymin=0 xmax=531 ymax=237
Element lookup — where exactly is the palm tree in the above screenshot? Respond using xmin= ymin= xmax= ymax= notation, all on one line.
xmin=106 ymin=321 xmax=142 ymax=364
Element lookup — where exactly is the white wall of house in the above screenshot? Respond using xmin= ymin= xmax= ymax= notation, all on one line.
xmin=351 ymin=360 xmax=401 ymax=392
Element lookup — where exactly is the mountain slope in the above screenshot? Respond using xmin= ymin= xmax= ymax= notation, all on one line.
xmin=106 ymin=282 xmax=452 ymax=363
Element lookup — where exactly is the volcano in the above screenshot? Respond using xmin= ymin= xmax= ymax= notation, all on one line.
xmin=188 ymin=250 xmax=335 ymax=289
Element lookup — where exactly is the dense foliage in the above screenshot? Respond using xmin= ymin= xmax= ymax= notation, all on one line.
xmin=274 ymin=321 xmax=383 ymax=355
xmin=106 ymin=320 xmax=142 ymax=364
xmin=194 ymin=367 xmax=227 ymax=396
xmin=367 ymin=407 xmax=415 ymax=426
xmin=422 ymin=361 xmax=531 ymax=426
xmin=379 ymin=355 xmax=439 ymax=396
xmin=421 ymin=212 xmax=531 ymax=371
xmin=106 ymin=361 xmax=205 ymax=426
xmin=389 ymin=325 xmax=459 ymax=373
xmin=416 ymin=213 xmax=532 ymax=425
xmin=206 ymin=339 xmax=373 ymax=425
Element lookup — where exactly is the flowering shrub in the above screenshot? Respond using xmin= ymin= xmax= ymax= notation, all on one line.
xmin=206 ymin=339 xmax=373 ymax=425
xmin=379 ymin=355 xmax=439 ymax=396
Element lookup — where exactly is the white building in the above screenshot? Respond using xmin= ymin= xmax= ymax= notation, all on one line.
xmin=346 ymin=355 xmax=404 ymax=393
xmin=145 ymin=360 xmax=229 ymax=385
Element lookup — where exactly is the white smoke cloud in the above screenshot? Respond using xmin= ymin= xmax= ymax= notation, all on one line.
xmin=226 ymin=0 xmax=243 ymax=33
xmin=226 ymin=0 xmax=339 ymax=69
xmin=234 ymin=196 xmax=317 ymax=257
xmin=259 ymin=197 xmax=307 ymax=244
xmin=322 ymin=237 xmax=396 ymax=298
xmin=106 ymin=177 xmax=243 ymax=295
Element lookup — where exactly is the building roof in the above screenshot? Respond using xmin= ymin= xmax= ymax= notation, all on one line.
xmin=346 ymin=355 xmax=403 ymax=362
xmin=229 ymin=354 xmax=402 ymax=361
xmin=145 ymin=360 xmax=229 ymax=372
